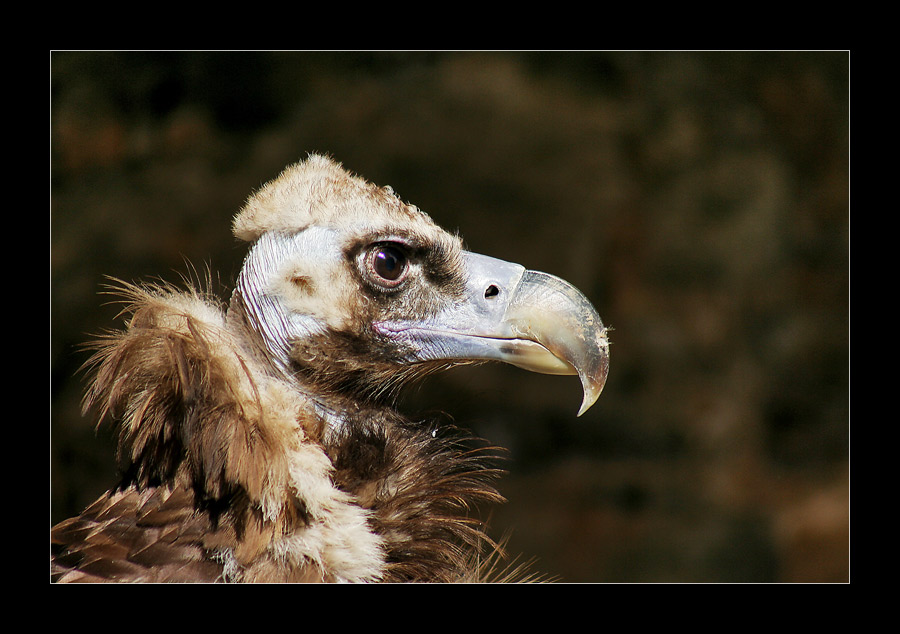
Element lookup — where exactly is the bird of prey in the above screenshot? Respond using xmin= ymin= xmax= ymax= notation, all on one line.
xmin=50 ymin=155 xmax=610 ymax=583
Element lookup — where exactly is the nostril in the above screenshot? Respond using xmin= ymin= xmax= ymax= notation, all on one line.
xmin=484 ymin=284 xmax=500 ymax=299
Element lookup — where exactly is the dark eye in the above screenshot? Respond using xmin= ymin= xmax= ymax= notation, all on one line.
xmin=366 ymin=244 xmax=409 ymax=288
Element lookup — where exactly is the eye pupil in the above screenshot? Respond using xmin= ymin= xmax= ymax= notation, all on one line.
xmin=374 ymin=248 xmax=401 ymax=278
xmin=370 ymin=245 xmax=408 ymax=285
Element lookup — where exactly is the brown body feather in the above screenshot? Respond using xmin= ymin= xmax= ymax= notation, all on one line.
xmin=51 ymin=282 xmax=506 ymax=582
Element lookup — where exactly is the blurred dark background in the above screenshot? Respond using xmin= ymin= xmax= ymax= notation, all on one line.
xmin=50 ymin=51 xmax=849 ymax=583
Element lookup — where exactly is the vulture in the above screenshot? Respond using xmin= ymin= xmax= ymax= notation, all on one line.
xmin=51 ymin=155 xmax=610 ymax=583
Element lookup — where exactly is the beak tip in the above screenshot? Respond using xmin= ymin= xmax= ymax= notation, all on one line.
xmin=575 ymin=347 xmax=609 ymax=417
xmin=576 ymin=385 xmax=602 ymax=417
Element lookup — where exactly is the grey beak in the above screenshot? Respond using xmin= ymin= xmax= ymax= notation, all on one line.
xmin=375 ymin=251 xmax=610 ymax=416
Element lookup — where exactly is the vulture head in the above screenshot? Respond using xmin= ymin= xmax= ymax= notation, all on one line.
xmin=51 ymin=155 xmax=609 ymax=583
xmin=231 ymin=155 xmax=608 ymax=420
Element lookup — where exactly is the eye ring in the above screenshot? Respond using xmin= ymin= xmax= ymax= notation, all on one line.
xmin=365 ymin=243 xmax=410 ymax=289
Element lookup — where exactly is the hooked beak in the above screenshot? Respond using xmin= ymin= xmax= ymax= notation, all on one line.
xmin=375 ymin=252 xmax=610 ymax=416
